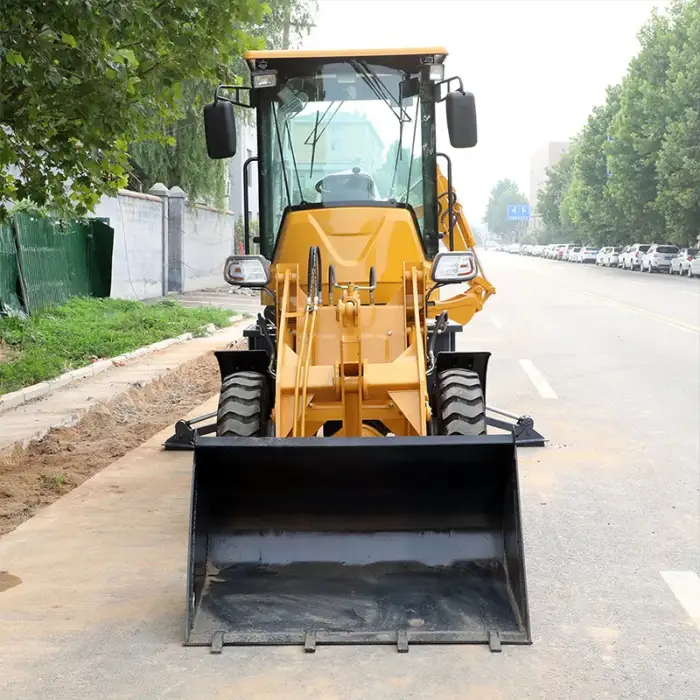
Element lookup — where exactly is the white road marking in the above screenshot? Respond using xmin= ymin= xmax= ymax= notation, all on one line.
xmin=490 ymin=315 xmax=504 ymax=329
xmin=518 ymin=359 xmax=558 ymax=399
xmin=680 ymin=291 xmax=700 ymax=298
xmin=660 ymin=571 xmax=700 ymax=630
xmin=574 ymin=289 xmax=700 ymax=334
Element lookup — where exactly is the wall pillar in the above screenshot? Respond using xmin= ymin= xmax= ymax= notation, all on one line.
xmin=148 ymin=182 xmax=169 ymax=296
xmin=167 ymin=186 xmax=186 ymax=293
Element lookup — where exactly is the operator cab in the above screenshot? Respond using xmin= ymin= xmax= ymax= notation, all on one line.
xmin=203 ymin=47 xmax=477 ymax=260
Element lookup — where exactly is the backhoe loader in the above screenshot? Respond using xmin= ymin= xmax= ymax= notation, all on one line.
xmin=173 ymin=47 xmax=536 ymax=653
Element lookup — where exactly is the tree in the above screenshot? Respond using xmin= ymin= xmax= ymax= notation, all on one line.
xmin=482 ymin=179 xmax=528 ymax=242
xmin=536 ymin=149 xmax=575 ymax=243
xmin=606 ymin=5 xmax=687 ymax=242
xmin=1 ymin=0 xmax=270 ymax=217
xmin=655 ymin=1 xmax=700 ymax=245
xmin=562 ymin=85 xmax=629 ymax=246
xmin=128 ymin=0 xmax=318 ymax=208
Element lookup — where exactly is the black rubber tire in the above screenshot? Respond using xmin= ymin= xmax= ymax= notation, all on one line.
xmin=216 ymin=371 xmax=270 ymax=437
xmin=435 ymin=369 xmax=486 ymax=436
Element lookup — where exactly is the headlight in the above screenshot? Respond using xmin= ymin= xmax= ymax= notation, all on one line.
xmin=431 ymin=251 xmax=478 ymax=283
xmin=251 ymin=70 xmax=278 ymax=89
xmin=223 ymin=255 xmax=270 ymax=286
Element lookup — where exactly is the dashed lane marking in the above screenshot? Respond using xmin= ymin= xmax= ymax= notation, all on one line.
xmin=518 ymin=359 xmax=558 ymax=399
xmin=660 ymin=571 xmax=700 ymax=630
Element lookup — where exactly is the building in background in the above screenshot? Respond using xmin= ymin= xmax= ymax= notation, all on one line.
xmin=227 ymin=119 xmax=259 ymax=230
xmin=529 ymin=141 xmax=569 ymax=234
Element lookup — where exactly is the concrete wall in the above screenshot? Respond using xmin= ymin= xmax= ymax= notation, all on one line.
xmin=228 ymin=120 xmax=259 ymax=223
xmin=93 ymin=190 xmax=165 ymax=300
xmin=181 ymin=204 xmax=235 ymax=292
xmin=94 ymin=186 xmax=235 ymax=299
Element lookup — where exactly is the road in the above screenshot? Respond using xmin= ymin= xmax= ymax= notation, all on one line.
xmin=1 ymin=252 xmax=698 ymax=699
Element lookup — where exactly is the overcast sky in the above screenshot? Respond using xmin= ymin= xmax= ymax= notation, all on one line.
xmin=303 ymin=0 xmax=669 ymax=223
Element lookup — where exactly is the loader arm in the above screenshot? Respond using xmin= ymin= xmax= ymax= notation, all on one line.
xmin=426 ymin=165 xmax=496 ymax=325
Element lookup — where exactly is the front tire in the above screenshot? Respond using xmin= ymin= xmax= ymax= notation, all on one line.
xmin=217 ymin=371 xmax=270 ymax=437
xmin=435 ymin=369 xmax=486 ymax=436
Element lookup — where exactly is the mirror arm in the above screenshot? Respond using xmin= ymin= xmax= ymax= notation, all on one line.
xmin=435 ymin=76 xmax=464 ymax=103
xmin=214 ymin=84 xmax=254 ymax=108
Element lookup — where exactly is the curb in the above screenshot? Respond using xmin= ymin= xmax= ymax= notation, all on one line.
xmin=0 ymin=316 xmax=246 ymax=415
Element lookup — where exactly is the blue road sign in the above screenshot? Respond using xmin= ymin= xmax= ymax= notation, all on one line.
xmin=507 ymin=204 xmax=531 ymax=221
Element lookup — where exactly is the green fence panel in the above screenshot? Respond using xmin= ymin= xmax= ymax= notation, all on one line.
xmin=13 ymin=212 xmax=73 ymax=312
xmin=0 ymin=219 xmax=22 ymax=313
xmin=12 ymin=212 xmax=115 ymax=313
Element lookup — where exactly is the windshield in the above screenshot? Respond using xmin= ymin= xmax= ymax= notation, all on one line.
xmin=656 ymin=246 xmax=678 ymax=253
xmin=257 ymin=60 xmax=432 ymax=256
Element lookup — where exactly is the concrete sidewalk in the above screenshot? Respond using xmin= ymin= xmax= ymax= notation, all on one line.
xmin=0 ymin=321 xmax=247 ymax=455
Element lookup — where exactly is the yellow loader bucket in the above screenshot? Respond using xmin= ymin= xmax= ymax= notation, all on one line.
xmin=186 ymin=434 xmax=531 ymax=652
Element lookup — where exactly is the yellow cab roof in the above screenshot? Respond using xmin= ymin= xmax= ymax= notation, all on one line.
xmin=244 ymin=47 xmax=448 ymax=61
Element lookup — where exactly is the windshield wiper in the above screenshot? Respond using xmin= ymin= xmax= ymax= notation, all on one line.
xmin=350 ymin=60 xmax=411 ymax=123
xmin=304 ymin=101 xmax=344 ymax=178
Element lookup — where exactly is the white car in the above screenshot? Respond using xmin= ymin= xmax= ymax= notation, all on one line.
xmin=621 ymin=243 xmax=651 ymax=270
xmin=605 ymin=247 xmax=623 ymax=267
xmin=689 ymin=256 xmax=700 ymax=278
xmin=565 ymin=246 xmax=582 ymax=262
xmin=579 ymin=246 xmax=599 ymax=264
xmin=596 ymin=247 xmax=612 ymax=265
xmin=669 ymin=248 xmax=698 ymax=276
xmin=641 ymin=244 xmax=679 ymax=273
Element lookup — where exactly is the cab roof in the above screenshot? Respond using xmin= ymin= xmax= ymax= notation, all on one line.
xmin=244 ymin=47 xmax=448 ymax=61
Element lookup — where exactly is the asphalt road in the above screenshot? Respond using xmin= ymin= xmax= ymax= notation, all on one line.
xmin=1 ymin=252 xmax=698 ymax=700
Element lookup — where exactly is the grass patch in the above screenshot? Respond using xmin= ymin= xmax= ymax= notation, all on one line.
xmin=0 ymin=296 xmax=235 ymax=394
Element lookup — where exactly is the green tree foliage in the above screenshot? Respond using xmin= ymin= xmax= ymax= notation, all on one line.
xmin=536 ymin=150 xmax=575 ymax=243
xmin=128 ymin=0 xmax=318 ymax=208
xmin=535 ymin=0 xmax=700 ymax=248
xmin=482 ymin=179 xmax=529 ymax=242
xmin=0 ymin=0 xmax=284 ymax=217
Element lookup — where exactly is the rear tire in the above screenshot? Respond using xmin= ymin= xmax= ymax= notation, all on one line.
xmin=217 ymin=371 xmax=270 ymax=437
xmin=435 ymin=369 xmax=486 ymax=436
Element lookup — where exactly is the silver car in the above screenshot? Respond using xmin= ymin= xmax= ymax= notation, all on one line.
xmin=669 ymin=248 xmax=698 ymax=276
xmin=641 ymin=244 xmax=679 ymax=273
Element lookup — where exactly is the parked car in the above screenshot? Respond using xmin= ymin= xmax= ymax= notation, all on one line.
xmin=606 ymin=246 xmax=623 ymax=267
xmin=669 ymin=248 xmax=698 ymax=276
xmin=565 ymin=246 xmax=582 ymax=262
xmin=531 ymin=244 xmax=544 ymax=256
xmin=641 ymin=244 xmax=679 ymax=273
xmin=689 ymin=256 xmax=700 ymax=278
xmin=579 ymin=246 xmax=599 ymax=264
xmin=596 ymin=247 xmax=613 ymax=265
xmin=617 ymin=245 xmax=630 ymax=267
xmin=621 ymin=243 xmax=651 ymax=270
xmin=554 ymin=243 xmax=571 ymax=260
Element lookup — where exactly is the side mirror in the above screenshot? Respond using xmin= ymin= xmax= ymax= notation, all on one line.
xmin=446 ymin=91 xmax=477 ymax=149
xmin=203 ymin=100 xmax=237 ymax=159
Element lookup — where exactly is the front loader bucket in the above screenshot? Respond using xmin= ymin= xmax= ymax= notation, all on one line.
xmin=186 ymin=435 xmax=530 ymax=651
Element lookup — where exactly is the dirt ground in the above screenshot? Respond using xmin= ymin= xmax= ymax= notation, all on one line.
xmin=0 ymin=339 xmax=245 ymax=536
